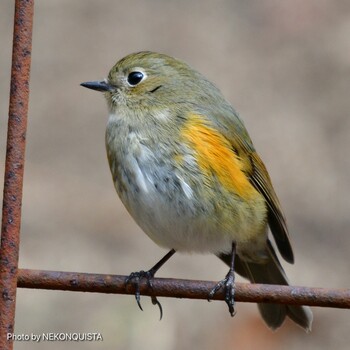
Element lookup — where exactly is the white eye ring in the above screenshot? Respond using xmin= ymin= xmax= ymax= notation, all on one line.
xmin=126 ymin=68 xmax=147 ymax=86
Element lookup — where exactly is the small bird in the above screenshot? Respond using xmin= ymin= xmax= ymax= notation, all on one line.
xmin=81 ymin=51 xmax=313 ymax=331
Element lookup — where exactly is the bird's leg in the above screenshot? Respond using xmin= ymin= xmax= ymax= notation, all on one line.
xmin=208 ymin=242 xmax=236 ymax=316
xmin=125 ymin=248 xmax=176 ymax=319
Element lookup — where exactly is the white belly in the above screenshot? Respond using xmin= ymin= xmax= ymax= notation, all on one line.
xmin=106 ymin=122 xmax=268 ymax=259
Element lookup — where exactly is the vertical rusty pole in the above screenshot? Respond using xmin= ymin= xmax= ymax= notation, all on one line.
xmin=0 ymin=0 xmax=34 ymax=348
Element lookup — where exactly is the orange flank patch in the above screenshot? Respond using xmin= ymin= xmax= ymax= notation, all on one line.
xmin=181 ymin=114 xmax=257 ymax=199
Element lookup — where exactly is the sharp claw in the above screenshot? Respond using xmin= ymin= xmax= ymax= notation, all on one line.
xmin=229 ymin=306 xmax=236 ymax=317
xmin=151 ymin=296 xmax=163 ymax=320
xmin=135 ymin=285 xmax=143 ymax=311
xmin=226 ymin=285 xmax=235 ymax=317
xmin=136 ymin=297 xmax=144 ymax=311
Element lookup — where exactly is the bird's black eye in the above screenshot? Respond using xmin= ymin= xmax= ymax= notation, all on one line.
xmin=127 ymin=71 xmax=144 ymax=86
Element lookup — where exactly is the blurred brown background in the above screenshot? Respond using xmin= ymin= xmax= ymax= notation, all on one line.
xmin=1 ymin=1 xmax=350 ymax=349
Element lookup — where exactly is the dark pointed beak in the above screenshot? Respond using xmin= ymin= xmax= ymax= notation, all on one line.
xmin=80 ymin=80 xmax=114 ymax=92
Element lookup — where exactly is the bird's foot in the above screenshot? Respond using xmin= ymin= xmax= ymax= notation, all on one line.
xmin=208 ymin=269 xmax=236 ymax=317
xmin=125 ymin=270 xmax=163 ymax=319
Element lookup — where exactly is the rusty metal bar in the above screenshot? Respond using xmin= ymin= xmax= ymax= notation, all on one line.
xmin=17 ymin=269 xmax=350 ymax=308
xmin=0 ymin=1 xmax=34 ymax=349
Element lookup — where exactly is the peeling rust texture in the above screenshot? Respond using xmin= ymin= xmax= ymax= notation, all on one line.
xmin=0 ymin=1 xmax=34 ymax=349
xmin=17 ymin=269 xmax=350 ymax=309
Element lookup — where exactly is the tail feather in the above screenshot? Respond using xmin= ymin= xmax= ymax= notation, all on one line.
xmin=218 ymin=240 xmax=313 ymax=331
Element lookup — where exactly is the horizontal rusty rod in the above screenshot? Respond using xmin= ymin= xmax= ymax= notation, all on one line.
xmin=0 ymin=1 xmax=34 ymax=349
xmin=17 ymin=269 xmax=350 ymax=308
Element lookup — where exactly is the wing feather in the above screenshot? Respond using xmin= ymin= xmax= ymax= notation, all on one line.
xmin=210 ymin=109 xmax=294 ymax=263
